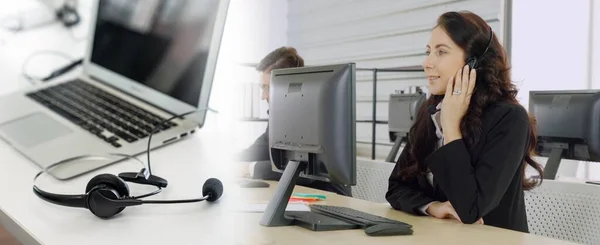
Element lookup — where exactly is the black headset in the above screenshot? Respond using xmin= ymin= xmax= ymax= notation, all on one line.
xmin=33 ymin=171 xmax=223 ymax=219
xmin=465 ymin=26 xmax=494 ymax=70
xmin=55 ymin=0 xmax=80 ymax=27
xmin=32 ymin=109 xmax=223 ymax=219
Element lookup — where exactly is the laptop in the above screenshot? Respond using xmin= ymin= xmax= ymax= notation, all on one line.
xmin=0 ymin=0 xmax=229 ymax=179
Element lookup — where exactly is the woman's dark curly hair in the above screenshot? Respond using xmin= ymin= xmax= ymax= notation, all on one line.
xmin=397 ymin=11 xmax=543 ymax=191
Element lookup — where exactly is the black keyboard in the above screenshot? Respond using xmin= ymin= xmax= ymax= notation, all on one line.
xmin=309 ymin=204 xmax=412 ymax=228
xmin=25 ymin=79 xmax=177 ymax=148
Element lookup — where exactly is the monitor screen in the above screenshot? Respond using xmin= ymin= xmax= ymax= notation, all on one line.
xmin=90 ymin=0 xmax=220 ymax=107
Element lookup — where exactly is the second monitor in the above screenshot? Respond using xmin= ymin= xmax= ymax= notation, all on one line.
xmin=260 ymin=63 xmax=356 ymax=227
xmin=529 ymin=90 xmax=600 ymax=180
xmin=386 ymin=91 xmax=426 ymax=162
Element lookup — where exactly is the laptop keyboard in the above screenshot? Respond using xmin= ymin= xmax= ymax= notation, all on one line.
xmin=25 ymin=79 xmax=177 ymax=148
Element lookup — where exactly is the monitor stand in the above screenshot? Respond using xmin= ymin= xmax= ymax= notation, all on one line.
xmin=386 ymin=135 xmax=406 ymax=163
xmin=259 ymin=160 xmax=358 ymax=231
xmin=543 ymin=148 xmax=563 ymax=180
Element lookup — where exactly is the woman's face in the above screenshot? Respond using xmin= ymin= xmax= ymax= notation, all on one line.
xmin=423 ymin=27 xmax=467 ymax=95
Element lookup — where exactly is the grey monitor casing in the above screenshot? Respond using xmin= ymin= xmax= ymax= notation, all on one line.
xmin=529 ymin=90 xmax=600 ymax=161
xmin=388 ymin=93 xmax=426 ymax=141
xmin=268 ymin=63 xmax=356 ymax=186
xmin=529 ymin=90 xmax=600 ymax=180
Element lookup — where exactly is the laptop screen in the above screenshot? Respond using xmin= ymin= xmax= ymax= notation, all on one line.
xmin=89 ymin=0 xmax=220 ymax=107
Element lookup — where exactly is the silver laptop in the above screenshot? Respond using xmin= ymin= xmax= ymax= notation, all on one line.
xmin=0 ymin=0 xmax=229 ymax=179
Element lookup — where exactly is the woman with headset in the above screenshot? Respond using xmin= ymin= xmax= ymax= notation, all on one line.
xmin=385 ymin=11 xmax=544 ymax=233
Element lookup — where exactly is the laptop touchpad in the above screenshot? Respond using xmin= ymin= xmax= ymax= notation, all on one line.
xmin=0 ymin=113 xmax=72 ymax=148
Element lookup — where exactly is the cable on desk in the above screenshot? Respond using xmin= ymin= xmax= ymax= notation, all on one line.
xmin=34 ymin=153 xmax=163 ymax=199
xmin=21 ymin=50 xmax=82 ymax=85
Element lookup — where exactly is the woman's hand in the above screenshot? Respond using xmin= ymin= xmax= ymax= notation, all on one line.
xmin=426 ymin=201 xmax=461 ymax=221
xmin=426 ymin=201 xmax=484 ymax=224
xmin=440 ymin=65 xmax=477 ymax=145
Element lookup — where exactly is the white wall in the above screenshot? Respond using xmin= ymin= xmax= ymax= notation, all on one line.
xmin=215 ymin=0 xmax=287 ymax=149
xmin=589 ymin=0 xmax=600 ymax=180
xmin=593 ymin=0 xmax=600 ymax=89
xmin=286 ymin=0 xmax=505 ymax=159
xmin=511 ymin=0 xmax=592 ymax=109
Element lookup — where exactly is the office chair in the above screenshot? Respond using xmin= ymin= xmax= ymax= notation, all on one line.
xmin=524 ymin=180 xmax=600 ymax=245
xmin=352 ymin=158 xmax=395 ymax=203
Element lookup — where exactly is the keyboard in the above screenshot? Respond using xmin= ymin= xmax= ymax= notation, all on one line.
xmin=25 ymin=79 xmax=177 ymax=148
xmin=309 ymin=204 xmax=412 ymax=228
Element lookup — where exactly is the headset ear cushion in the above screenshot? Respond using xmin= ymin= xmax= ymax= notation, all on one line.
xmin=86 ymin=174 xmax=131 ymax=218
xmin=86 ymin=174 xmax=130 ymax=198
xmin=466 ymin=57 xmax=477 ymax=69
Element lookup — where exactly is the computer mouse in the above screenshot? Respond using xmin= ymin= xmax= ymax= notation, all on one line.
xmin=364 ymin=224 xmax=413 ymax=236
xmin=237 ymin=180 xmax=270 ymax=188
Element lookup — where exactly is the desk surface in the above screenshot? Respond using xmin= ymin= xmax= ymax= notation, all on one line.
xmin=0 ymin=5 xmax=584 ymax=245
xmin=0 ymin=127 xmax=247 ymax=245
xmin=232 ymin=181 xmax=579 ymax=245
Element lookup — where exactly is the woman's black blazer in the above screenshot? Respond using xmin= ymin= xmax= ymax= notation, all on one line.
xmin=386 ymin=102 xmax=536 ymax=233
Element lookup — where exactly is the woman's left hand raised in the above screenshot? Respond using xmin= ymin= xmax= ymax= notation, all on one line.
xmin=440 ymin=65 xmax=476 ymax=144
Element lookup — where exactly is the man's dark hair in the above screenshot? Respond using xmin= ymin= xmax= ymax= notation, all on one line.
xmin=256 ymin=46 xmax=304 ymax=72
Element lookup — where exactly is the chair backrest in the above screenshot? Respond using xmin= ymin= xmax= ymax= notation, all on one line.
xmin=352 ymin=158 xmax=395 ymax=203
xmin=524 ymin=180 xmax=600 ymax=245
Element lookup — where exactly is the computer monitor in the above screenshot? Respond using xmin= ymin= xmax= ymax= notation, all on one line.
xmin=259 ymin=63 xmax=356 ymax=227
xmin=529 ymin=90 xmax=600 ymax=180
xmin=386 ymin=92 xmax=426 ymax=162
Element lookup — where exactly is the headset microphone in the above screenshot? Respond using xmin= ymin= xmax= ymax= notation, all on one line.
xmin=137 ymin=178 xmax=223 ymax=204
xmin=428 ymin=105 xmax=440 ymax=115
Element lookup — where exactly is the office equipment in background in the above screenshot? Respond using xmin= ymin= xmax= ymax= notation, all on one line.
xmin=386 ymin=91 xmax=426 ymax=162
xmin=529 ymin=90 xmax=600 ymax=180
xmin=0 ymin=0 xmax=229 ymax=180
xmin=259 ymin=63 xmax=357 ymax=229
xmin=22 ymin=53 xmax=83 ymax=85
xmin=53 ymin=0 xmax=80 ymax=27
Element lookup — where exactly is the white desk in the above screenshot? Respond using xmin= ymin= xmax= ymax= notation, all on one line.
xmin=0 ymin=5 xmax=88 ymax=95
xmin=0 ymin=10 xmax=249 ymax=245
xmin=0 ymin=129 xmax=244 ymax=245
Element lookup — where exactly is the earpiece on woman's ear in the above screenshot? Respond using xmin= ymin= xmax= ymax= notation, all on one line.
xmin=466 ymin=57 xmax=478 ymax=70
